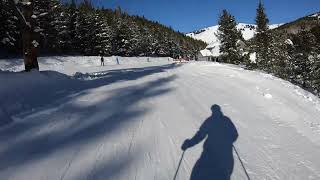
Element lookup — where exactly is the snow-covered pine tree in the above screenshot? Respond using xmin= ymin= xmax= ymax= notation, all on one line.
xmin=136 ymin=25 xmax=151 ymax=56
xmin=310 ymin=26 xmax=320 ymax=94
xmin=2 ymin=1 xmax=206 ymax=58
xmin=311 ymin=54 xmax=320 ymax=95
xmin=126 ymin=19 xmax=141 ymax=56
xmin=291 ymin=27 xmax=317 ymax=89
xmin=52 ymin=5 xmax=72 ymax=53
xmin=255 ymin=0 xmax=272 ymax=70
xmin=91 ymin=9 xmax=112 ymax=56
xmin=63 ymin=0 xmax=78 ymax=53
xmin=76 ymin=2 xmax=96 ymax=55
xmin=115 ymin=18 xmax=132 ymax=56
xmin=155 ymin=29 xmax=169 ymax=56
xmin=0 ymin=0 xmax=21 ymax=55
xmin=267 ymin=31 xmax=291 ymax=78
xmin=110 ymin=9 xmax=134 ymax=56
xmin=33 ymin=0 xmax=60 ymax=52
xmin=217 ymin=9 xmax=243 ymax=64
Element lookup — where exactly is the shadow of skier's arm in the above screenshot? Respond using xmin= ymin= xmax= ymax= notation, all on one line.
xmin=181 ymin=118 xmax=210 ymax=150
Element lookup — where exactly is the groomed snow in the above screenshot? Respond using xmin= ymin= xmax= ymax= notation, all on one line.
xmin=0 ymin=57 xmax=320 ymax=180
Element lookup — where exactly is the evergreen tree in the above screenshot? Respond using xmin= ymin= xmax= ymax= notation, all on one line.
xmin=268 ymin=31 xmax=291 ymax=78
xmin=76 ymin=2 xmax=95 ymax=55
xmin=52 ymin=5 xmax=72 ymax=53
xmin=64 ymin=0 xmax=78 ymax=53
xmin=91 ymin=10 xmax=112 ymax=55
xmin=2 ymin=1 xmax=206 ymax=58
xmin=291 ymin=27 xmax=317 ymax=89
xmin=255 ymin=0 xmax=272 ymax=69
xmin=0 ymin=0 xmax=20 ymax=54
xmin=217 ymin=9 xmax=243 ymax=64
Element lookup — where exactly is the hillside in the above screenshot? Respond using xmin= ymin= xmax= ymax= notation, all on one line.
xmin=187 ymin=12 xmax=320 ymax=49
xmin=0 ymin=1 xmax=206 ymax=58
xmin=274 ymin=12 xmax=320 ymax=34
xmin=186 ymin=23 xmax=281 ymax=48
xmin=1 ymin=57 xmax=320 ymax=179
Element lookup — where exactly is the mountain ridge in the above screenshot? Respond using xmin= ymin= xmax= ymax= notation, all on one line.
xmin=186 ymin=12 xmax=320 ymax=49
xmin=186 ymin=23 xmax=281 ymax=47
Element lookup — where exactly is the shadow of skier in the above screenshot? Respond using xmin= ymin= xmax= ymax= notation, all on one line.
xmin=181 ymin=104 xmax=238 ymax=180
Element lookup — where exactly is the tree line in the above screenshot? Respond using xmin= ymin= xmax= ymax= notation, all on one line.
xmin=216 ymin=2 xmax=320 ymax=96
xmin=0 ymin=0 xmax=206 ymax=71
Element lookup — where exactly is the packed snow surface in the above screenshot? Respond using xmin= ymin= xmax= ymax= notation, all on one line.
xmin=1 ymin=57 xmax=320 ymax=180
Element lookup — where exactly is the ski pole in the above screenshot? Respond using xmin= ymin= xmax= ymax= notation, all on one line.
xmin=173 ymin=150 xmax=185 ymax=180
xmin=233 ymin=145 xmax=251 ymax=180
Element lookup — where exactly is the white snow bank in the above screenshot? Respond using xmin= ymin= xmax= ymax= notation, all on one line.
xmin=0 ymin=70 xmax=79 ymax=125
xmin=0 ymin=56 xmax=172 ymax=75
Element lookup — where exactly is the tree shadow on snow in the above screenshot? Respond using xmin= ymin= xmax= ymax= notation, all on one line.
xmin=0 ymin=63 xmax=180 ymax=124
xmin=0 ymin=63 xmax=179 ymax=179
xmin=181 ymin=105 xmax=238 ymax=180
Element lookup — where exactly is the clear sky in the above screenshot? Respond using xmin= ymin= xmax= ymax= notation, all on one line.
xmin=92 ymin=0 xmax=320 ymax=33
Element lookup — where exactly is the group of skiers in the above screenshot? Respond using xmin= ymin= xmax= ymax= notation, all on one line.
xmin=100 ymin=55 xmax=120 ymax=66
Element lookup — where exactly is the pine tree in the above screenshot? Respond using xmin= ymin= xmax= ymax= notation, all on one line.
xmin=0 ymin=0 xmax=20 ymax=54
xmin=64 ymin=0 xmax=78 ymax=53
xmin=255 ymin=0 xmax=272 ymax=69
xmin=91 ymin=10 xmax=112 ymax=55
xmin=291 ymin=27 xmax=317 ymax=89
xmin=76 ymin=2 xmax=95 ymax=55
xmin=28 ymin=0 xmax=62 ymax=54
xmin=311 ymin=55 xmax=320 ymax=95
xmin=2 ymin=1 xmax=206 ymax=59
xmin=217 ymin=9 xmax=243 ymax=64
xmin=53 ymin=5 xmax=72 ymax=53
xmin=268 ymin=31 xmax=291 ymax=78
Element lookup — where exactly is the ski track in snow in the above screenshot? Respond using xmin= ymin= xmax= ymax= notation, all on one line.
xmin=0 ymin=58 xmax=320 ymax=179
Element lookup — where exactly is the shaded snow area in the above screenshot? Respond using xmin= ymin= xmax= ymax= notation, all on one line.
xmin=1 ymin=57 xmax=320 ymax=180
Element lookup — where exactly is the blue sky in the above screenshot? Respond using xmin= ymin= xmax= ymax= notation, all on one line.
xmin=92 ymin=0 xmax=320 ymax=33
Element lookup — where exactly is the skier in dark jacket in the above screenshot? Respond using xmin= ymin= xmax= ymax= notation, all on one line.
xmin=100 ymin=55 xmax=104 ymax=66
xmin=181 ymin=105 xmax=238 ymax=180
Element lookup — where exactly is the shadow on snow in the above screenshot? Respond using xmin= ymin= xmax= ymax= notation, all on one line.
xmin=181 ymin=104 xmax=238 ymax=180
xmin=0 ymin=63 xmax=179 ymax=179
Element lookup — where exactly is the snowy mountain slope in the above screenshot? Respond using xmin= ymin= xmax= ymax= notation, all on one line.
xmin=187 ymin=23 xmax=282 ymax=47
xmin=1 ymin=57 xmax=320 ymax=180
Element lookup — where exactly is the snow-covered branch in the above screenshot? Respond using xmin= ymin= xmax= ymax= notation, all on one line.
xmin=8 ymin=0 xmax=30 ymax=29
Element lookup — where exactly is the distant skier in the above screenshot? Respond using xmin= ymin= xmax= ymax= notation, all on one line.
xmin=116 ymin=57 xmax=120 ymax=65
xmin=100 ymin=55 xmax=105 ymax=66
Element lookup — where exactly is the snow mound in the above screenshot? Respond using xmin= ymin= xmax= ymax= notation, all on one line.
xmin=264 ymin=93 xmax=273 ymax=99
xmin=0 ymin=70 xmax=79 ymax=125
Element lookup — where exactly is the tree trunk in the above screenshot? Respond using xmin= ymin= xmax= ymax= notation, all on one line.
xmin=22 ymin=0 xmax=39 ymax=71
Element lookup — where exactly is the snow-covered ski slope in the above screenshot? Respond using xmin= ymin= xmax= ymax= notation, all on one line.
xmin=1 ymin=57 xmax=320 ymax=180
